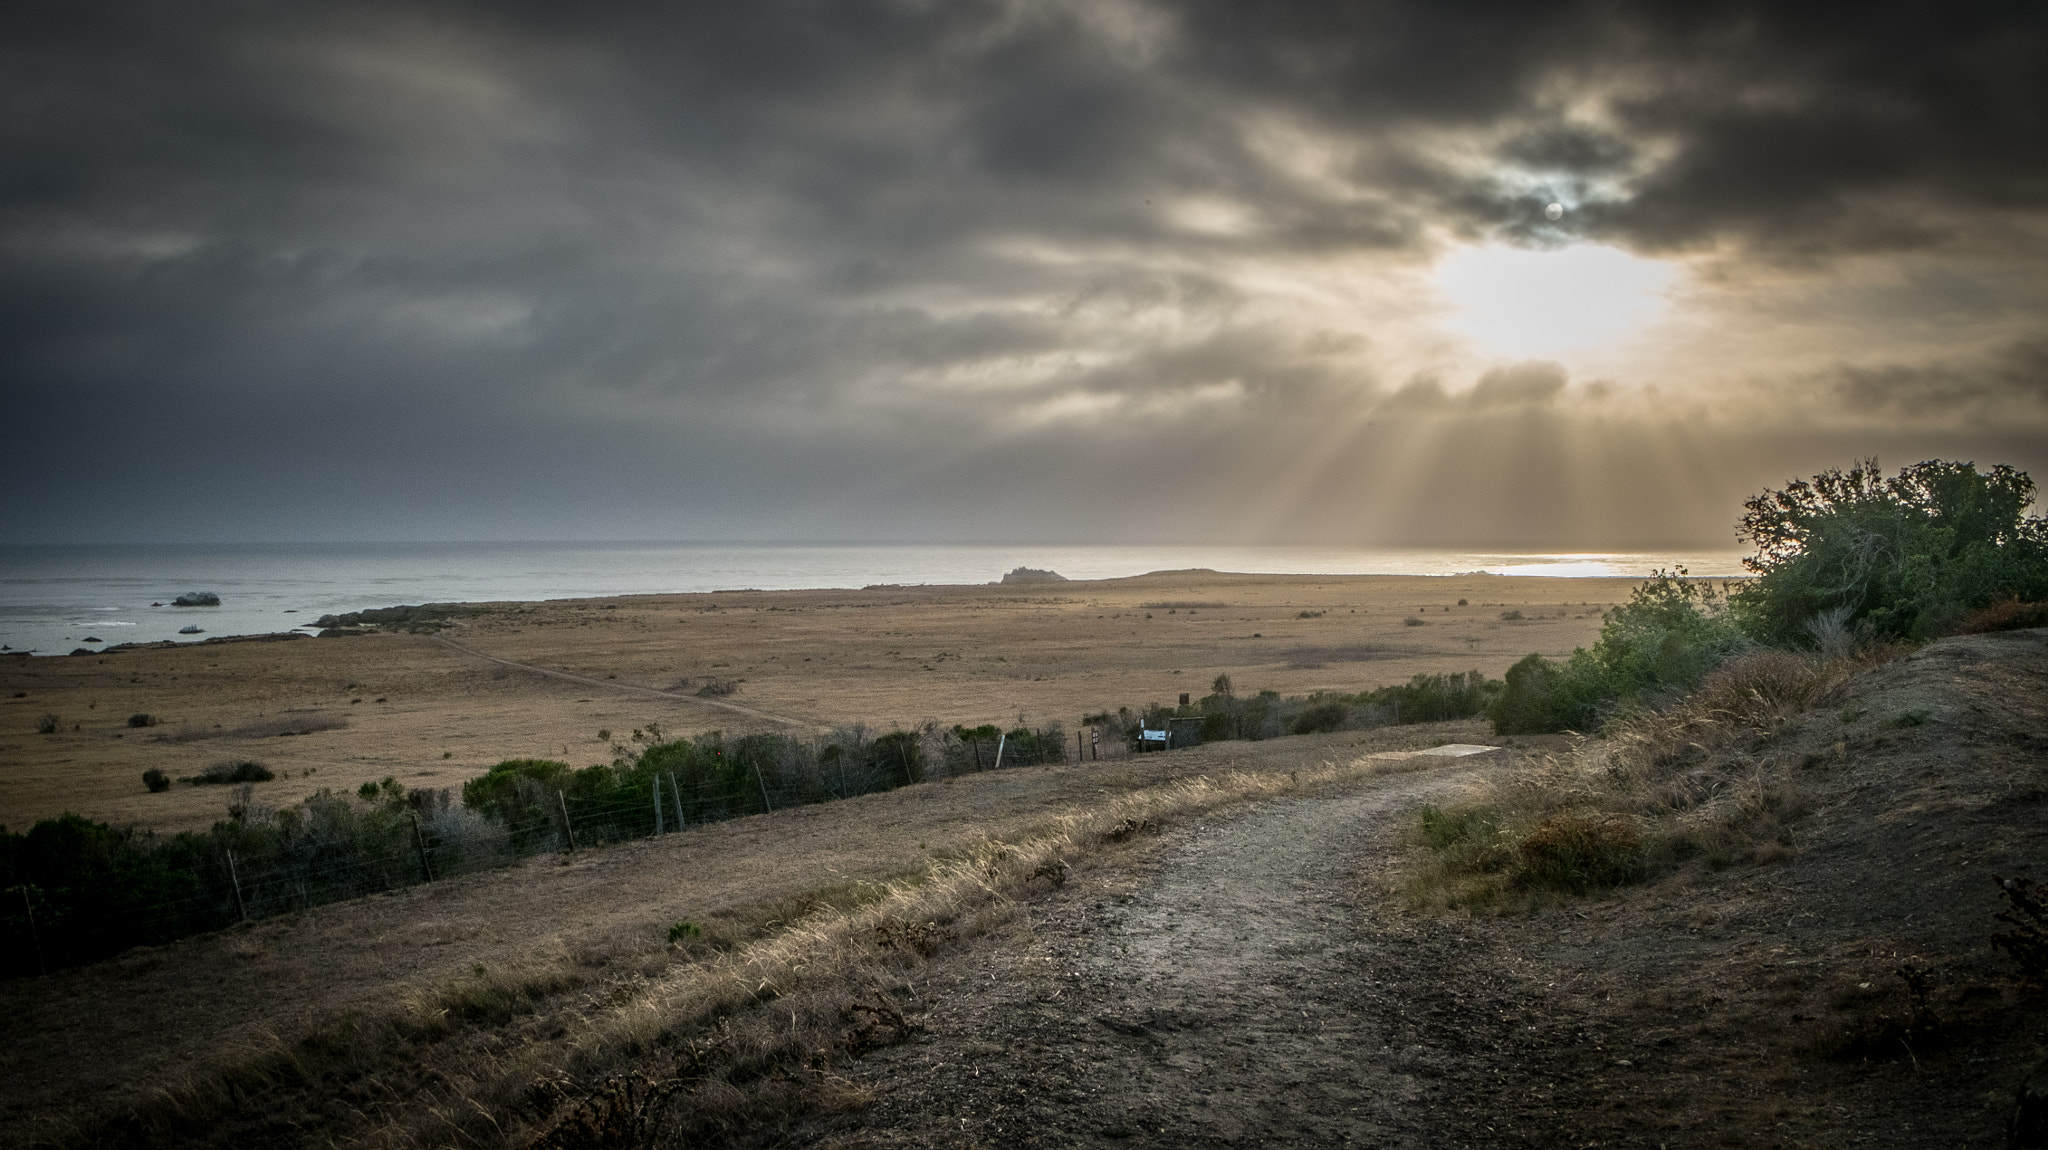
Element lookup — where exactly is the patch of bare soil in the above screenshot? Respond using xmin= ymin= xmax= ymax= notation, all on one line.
xmin=793 ymin=630 xmax=2048 ymax=1149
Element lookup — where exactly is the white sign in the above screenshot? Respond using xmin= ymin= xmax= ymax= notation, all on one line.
xmin=1140 ymin=728 xmax=1168 ymax=742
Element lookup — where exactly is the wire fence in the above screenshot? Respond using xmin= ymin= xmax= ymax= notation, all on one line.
xmin=1 ymin=671 xmax=1498 ymax=979
xmin=0 ymin=720 xmax=1090 ymax=977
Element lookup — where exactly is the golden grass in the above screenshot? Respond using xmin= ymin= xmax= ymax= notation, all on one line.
xmin=0 ymin=571 xmax=1636 ymax=834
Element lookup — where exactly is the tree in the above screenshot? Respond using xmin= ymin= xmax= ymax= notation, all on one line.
xmin=1733 ymin=459 xmax=2048 ymax=645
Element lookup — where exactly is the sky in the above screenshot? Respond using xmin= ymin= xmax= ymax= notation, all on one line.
xmin=4 ymin=0 xmax=2045 ymax=548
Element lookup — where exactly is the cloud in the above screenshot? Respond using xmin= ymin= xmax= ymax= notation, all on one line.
xmin=1824 ymin=339 xmax=2048 ymax=421
xmin=1468 ymin=361 xmax=1568 ymax=407
xmin=1 ymin=1 xmax=2044 ymax=544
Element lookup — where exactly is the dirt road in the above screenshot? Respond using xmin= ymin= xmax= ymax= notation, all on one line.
xmin=812 ymin=758 xmax=1491 ymax=1148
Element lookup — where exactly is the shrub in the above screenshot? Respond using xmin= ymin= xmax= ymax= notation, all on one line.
xmin=1735 ymin=459 xmax=2048 ymax=644
xmin=1991 ymin=875 xmax=2048 ymax=983
xmin=1362 ymin=670 xmax=1500 ymax=725
xmin=127 ymin=713 xmax=157 ymax=728
xmin=1290 ymin=700 xmax=1349 ymax=735
xmin=1489 ymin=653 xmax=1599 ymax=734
xmin=1402 ymin=616 xmax=1427 ymax=627
xmin=1489 ymin=570 xmax=1748 ymax=735
xmin=1958 ymin=597 xmax=2048 ymax=634
xmin=35 ymin=713 xmax=58 ymax=734
xmin=1516 ymin=813 xmax=1645 ymax=892
xmin=197 ymin=760 xmax=275 ymax=784
xmin=143 ymin=768 xmax=171 ymax=793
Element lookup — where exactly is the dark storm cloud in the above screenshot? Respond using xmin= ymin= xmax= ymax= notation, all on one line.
xmin=2 ymin=0 xmax=2044 ymax=543
xmin=1827 ymin=339 xmax=2048 ymax=419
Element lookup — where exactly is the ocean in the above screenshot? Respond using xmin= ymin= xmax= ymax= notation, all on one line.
xmin=0 ymin=542 xmax=1749 ymax=656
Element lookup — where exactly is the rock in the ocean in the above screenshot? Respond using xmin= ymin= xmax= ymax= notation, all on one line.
xmin=178 ymin=625 xmax=204 ymax=634
xmin=172 ymin=591 xmax=221 ymax=607
xmin=999 ymin=567 xmax=1068 ymax=584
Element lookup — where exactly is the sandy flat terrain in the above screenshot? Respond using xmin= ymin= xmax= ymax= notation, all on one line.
xmin=0 ymin=570 xmax=1649 ymax=833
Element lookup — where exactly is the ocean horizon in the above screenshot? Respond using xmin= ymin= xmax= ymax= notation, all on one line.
xmin=0 ymin=541 xmax=1749 ymax=656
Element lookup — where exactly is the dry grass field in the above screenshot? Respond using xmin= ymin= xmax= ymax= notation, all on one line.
xmin=0 ymin=570 xmax=1645 ymax=834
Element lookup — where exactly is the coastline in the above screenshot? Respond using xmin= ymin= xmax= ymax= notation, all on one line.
xmin=0 ymin=542 xmax=1748 ymax=657
xmin=1 ymin=568 xmax=1658 ymax=834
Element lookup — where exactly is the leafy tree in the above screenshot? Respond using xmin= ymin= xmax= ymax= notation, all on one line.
xmin=1734 ymin=459 xmax=2048 ymax=644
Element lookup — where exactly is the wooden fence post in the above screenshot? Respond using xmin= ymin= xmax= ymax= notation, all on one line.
xmin=410 ymin=813 xmax=435 ymax=882
xmin=225 ymin=849 xmax=248 ymax=922
xmin=992 ymin=732 xmax=1007 ymax=771
xmin=16 ymin=887 xmax=44 ymax=976
xmin=653 ymin=774 xmax=665 ymax=836
xmin=752 ymin=760 xmax=773 ymax=813
xmin=669 ymin=772 xmax=686 ymax=830
xmin=558 ymin=791 xmax=577 ymax=852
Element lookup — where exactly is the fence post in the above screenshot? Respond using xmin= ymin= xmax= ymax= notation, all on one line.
xmin=225 ymin=849 xmax=248 ymax=922
xmin=669 ymin=772 xmax=686 ymax=830
xmin=15 ymin=887 xmax=44 ymax=976
xmin=410 ymin=813 xmax=435 ymax=883
xmin=752 ymin=760 xmax=773 ymax=813
xmin=992 ymin=732 xmax=1007 ymax=771
xmin=558 ymin=791 xmax=577 ymax=852
xmin=899 ymin=744 xmax=913 ymax=786
xmin=653 ymin=774 xmax=665 ymax=836
xmin=1077 ymin=730 xmax=1083 ymax=762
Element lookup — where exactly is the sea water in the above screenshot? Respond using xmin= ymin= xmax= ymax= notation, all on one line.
xmin=0 ymin=542 xmax=1748 ymax=656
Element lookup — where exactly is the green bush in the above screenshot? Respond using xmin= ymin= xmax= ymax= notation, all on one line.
xmin=1290 ymin=700 xmax=1350 ymax=735
xmin=1489 ymin=653 xmax=1599 ymax=734
xmin=1734 ymin=459 xmax=2048 ymax=644
xmin=1361 ymin=670 xmax=1500 ymax=725
xmin=142 ymin=768 xmax=170 ymax=793
xmin=1489 ymin=570 xmax=1747 ymax=735
xmin=197 ymin=760 xmax=275 ymax=784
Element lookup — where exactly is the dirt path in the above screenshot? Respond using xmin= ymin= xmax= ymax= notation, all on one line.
xmin=427 ymin=634 xmax=813 ymax=727
xmin=812 ymin=758 xmax=1493 ymax=1148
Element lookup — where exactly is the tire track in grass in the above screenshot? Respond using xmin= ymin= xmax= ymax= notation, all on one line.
xmin=428 ymin=634 xmax=815 ymax=728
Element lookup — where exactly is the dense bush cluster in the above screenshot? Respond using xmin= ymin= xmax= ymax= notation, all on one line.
xmin=1733 ymin=459 xmax=2048 ymax=645
xmin=1489 ymin=570 xmax=1748 ymax=734
xmin=1488 ymin=459 xmax=2048 ymax=736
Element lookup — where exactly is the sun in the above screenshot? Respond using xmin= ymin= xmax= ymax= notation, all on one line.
xmin=1434 ymin=243 xmax=1677 ymax=359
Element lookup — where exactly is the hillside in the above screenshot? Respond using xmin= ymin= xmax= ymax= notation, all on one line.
xmin=796 ymin=628 xmax=2048 ymax=1148
xmin=1 ymin=630 xmax=2042 ymax=1147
